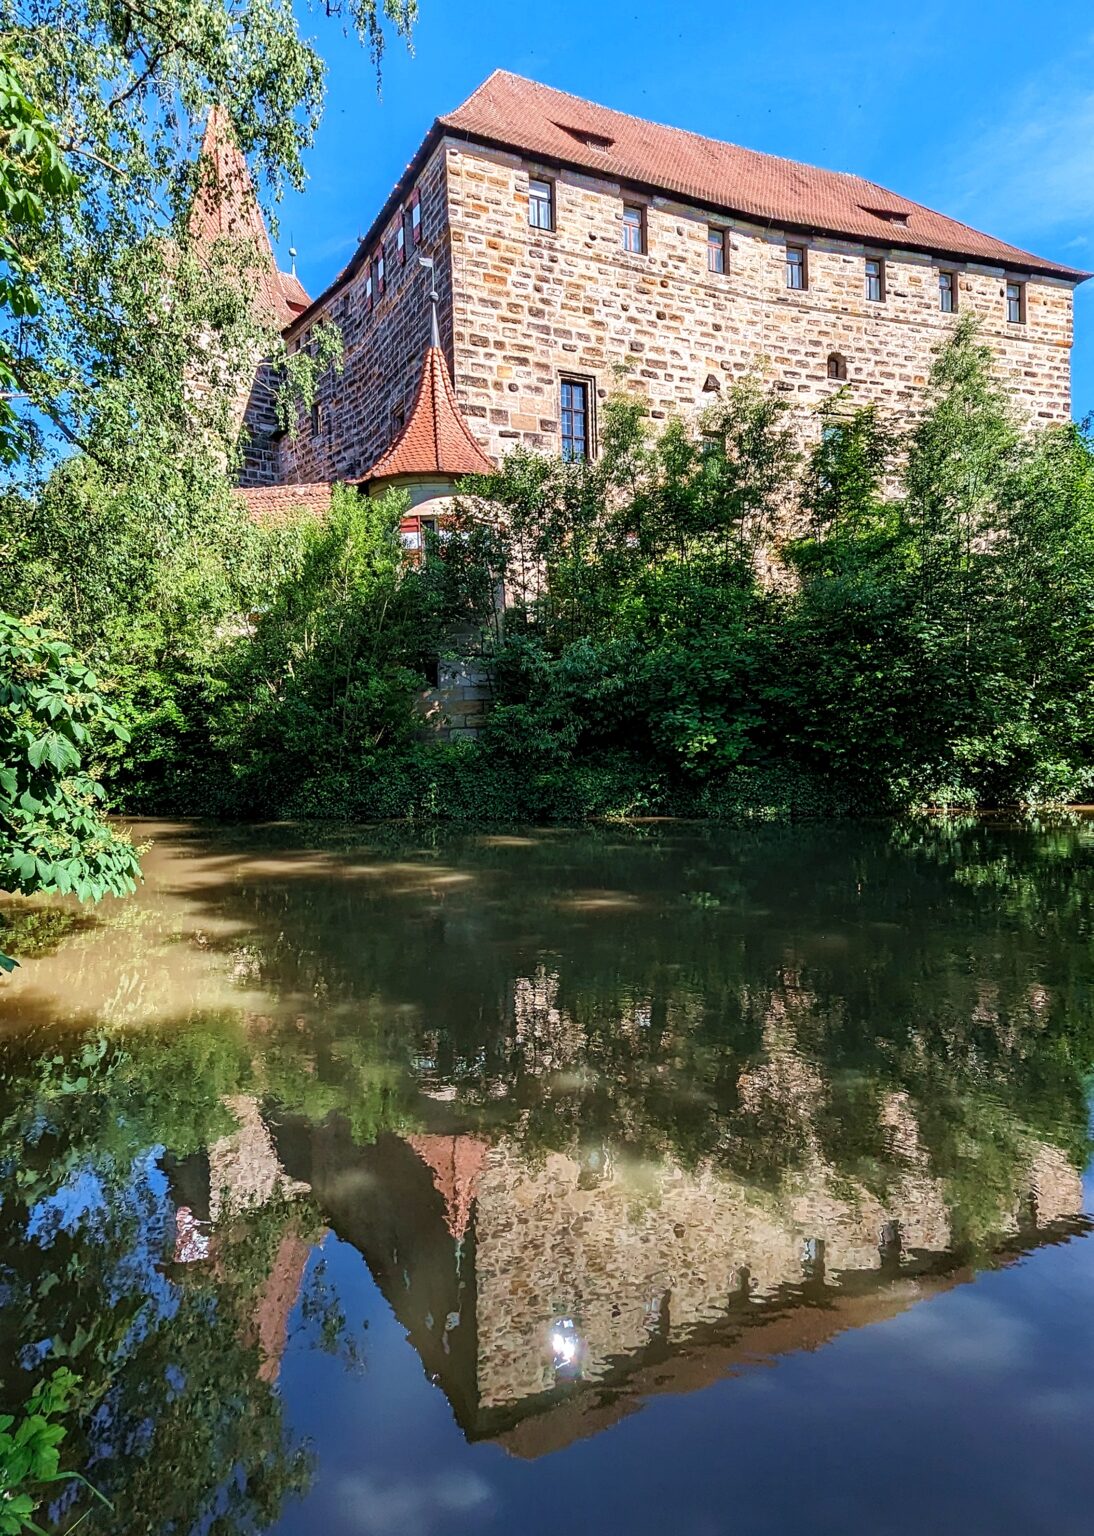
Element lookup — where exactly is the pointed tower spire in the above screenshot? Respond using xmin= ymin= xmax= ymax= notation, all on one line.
xmin=188 ymin=106 xmax=310 ymax=327
xmin=406 ymin=1135 xmax=489 ymax=1244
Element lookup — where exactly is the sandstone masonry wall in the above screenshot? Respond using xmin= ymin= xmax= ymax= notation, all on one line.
xmin=445 ymin=141 xmax=1076 ymax=463
xmin=242 ymin=135 xmax=1077 ymax=492
xmin=259 ymin=141 xmax=457 ymax=486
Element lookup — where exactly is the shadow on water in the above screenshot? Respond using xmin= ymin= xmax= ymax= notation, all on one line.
xmin=3 ymin=814 xmax=1094 ymax=1531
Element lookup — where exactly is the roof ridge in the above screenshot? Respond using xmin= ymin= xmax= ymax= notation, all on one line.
xmin=458 ymin=71 xmax=880 ymax=194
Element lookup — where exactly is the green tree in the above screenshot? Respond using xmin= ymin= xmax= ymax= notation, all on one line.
xmin=0 ymin=612 xmax=139 ymax=968
xmin=0 ymin=0 xmax=416 ymax=474
xmin=0 ymin=48 xmax=76 ymax=465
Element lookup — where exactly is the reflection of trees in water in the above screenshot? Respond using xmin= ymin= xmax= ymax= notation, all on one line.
xmin=0 ymin=1030 xmax=357 ymax=1535
xmin=201 ymin=819 xmax=1094 ymax=1242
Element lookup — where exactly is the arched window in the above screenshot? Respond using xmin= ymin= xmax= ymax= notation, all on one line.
xmin=827 ymin=352 xmax=848 ymax=381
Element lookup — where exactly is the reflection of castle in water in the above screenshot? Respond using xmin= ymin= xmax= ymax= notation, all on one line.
xmin=270 ymin=1108 xmax=1086 ymax=1457
xmin=168 ymin=969 xmax=1091 ymax=1457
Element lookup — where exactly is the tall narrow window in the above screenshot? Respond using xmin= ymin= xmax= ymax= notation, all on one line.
xmin=396 ymin=217 xmax=406 ymax=266
xmin=707 ymin=226 xmax=726 ymax=274
xmin=310 ymin=401 xmax=323 ymax=438
xmin=560 ymin=377 xmax=590 ymax=461
xmin=375 ymin=249 xmax=385 ymax=297
xmin=1006 ymin=280 xmax=1025 ymax=324
xmin=410 ymin=187 xmax=422 ymax=246
xmin=528 ymin=177 xmax=554 ymax=231
xmin=622 ymin=204 xmax=645 ymax=254
xmin=365 ymin=270 xmax=373 ymax=313
xmin=938 ymin=270 xmax=956 ymax=313
xmin=786 ymin=244 xmax=806 ymax=290
xmin=865 ymin=257 xmax=884 ymax=302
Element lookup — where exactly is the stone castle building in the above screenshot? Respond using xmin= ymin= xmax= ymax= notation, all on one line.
xmin=226 ymin=70 xmax=1087 ymax=525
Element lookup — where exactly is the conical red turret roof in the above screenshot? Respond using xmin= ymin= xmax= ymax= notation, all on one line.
xmin=188 ymin=106 xmax=309 ymax=328
xmin=362 ymin=342 xmax=494 ymax=484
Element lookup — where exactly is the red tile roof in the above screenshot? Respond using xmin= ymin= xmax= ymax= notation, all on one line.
xmin=237 ymin=482 xmax=334 ymax=523
xmin=285 ymin=71 xmax=1087 ymax=337
xmin=189 ymin=106 xmax=311 ymax=328
xmin=360 ymin=343 xmax=494 ymax=484
xmin=438 ymin=72 xmax=1087 ymax=281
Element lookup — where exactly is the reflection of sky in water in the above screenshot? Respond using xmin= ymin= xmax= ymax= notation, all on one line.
xmin=25 ymin=1148 xmax=178 ymax=1339
xmin=273 ymin=1227 xmax=1094 ymax=1536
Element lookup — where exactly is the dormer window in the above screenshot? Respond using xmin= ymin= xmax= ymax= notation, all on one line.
xmin=529 ymin=177 xmax=554 ymax=231
xmin=861 ymin=205 xmax=909 ymax=227
xmin=554 ymin=121 xmax=615 ymax=151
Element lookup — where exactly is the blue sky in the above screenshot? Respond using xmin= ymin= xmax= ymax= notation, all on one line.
xmin=275 ymin=0 xmax=1093 ymax=419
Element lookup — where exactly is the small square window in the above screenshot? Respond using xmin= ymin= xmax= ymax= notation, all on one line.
xmin=707 ymin=227 xmax=726 ymax=274
xmin=865 ymin=257 xmax=884 ymax=302
xmin=939 ymin=270 xmax=956 ymax=313
xmin=786 ymin=245 xmax=806 ymax=290
xmin=529 ymin=177 xmax=554 ymax=231
xmin=560 ymin=376 xmax=592 ymax=461
xmin=622 ymin=204 xmax=645 ymax=255
xmin=1006 ymin=280 xmax=1025 ymax=324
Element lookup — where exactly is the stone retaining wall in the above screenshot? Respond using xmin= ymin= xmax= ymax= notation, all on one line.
xmin=415 ymin=657 xmax=494 ymax=742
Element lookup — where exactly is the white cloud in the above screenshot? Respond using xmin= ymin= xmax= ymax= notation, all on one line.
xmin=940 ymin=60 xmax=1094 ymax=243
xmin=334 ymin=1470 xmax=495 ymax=1536
xmin=886 ymin=1294 xmax=1031 ymax=1374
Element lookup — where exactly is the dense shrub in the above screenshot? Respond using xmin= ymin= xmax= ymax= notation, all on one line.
xmin=5 ymin=320 xmax=1094 ymax=824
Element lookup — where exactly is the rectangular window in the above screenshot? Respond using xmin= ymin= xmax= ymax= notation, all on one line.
xmin=528 ymin=177 xmax=554 ymax=231
xmin=310 ymin=401 xmax=323 ymax=438
xmin=786 ymin=244 xmax=806 ymax=290
xmin=396 ymin=217 xmax=406 ymax=266
xmin=410 ymin=187 xmax=422 ymax=246
xmin=364 ymin=270 xmax=373 ymax=313
xmin=375 ymin=249 xmax=385 ymax=297
xmin=865 ymin=257 xmax=884 ymax=302
xmin=939 ymin=270 xmax=956 ymax=313
xmin=622 ymin=204 xmax=645 ymax=254
xmin=707 ymin=226 xmax=726 ymax=274
xmin=560 ymin=377 xmax=591 ymax=462
xmin=1006 ymin=280 xmax=1025 ymax=324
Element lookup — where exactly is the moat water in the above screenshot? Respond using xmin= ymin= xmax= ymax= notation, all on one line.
xmin=3 ymin=817 xmax=1094 ymax=1535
